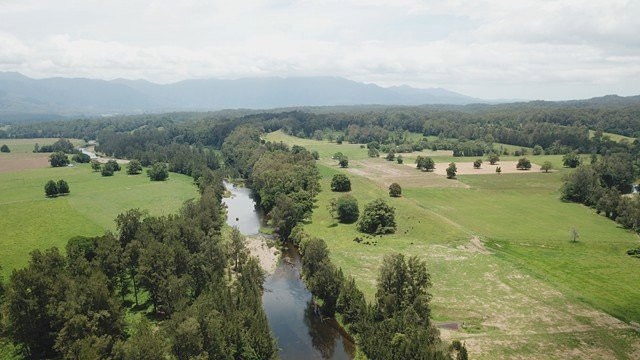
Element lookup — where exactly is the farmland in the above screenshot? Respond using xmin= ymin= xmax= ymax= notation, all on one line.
xmin=264 ymin=131 xmax=640 ymax=359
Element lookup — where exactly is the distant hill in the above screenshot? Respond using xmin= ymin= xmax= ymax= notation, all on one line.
xmin=0 ymin=72 xmax=483 ymax=121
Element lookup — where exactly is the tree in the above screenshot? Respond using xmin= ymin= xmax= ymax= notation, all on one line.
xmin=396 ymin=155 xmax=403 ymax=164
xmin=358 ymin=198 xmax=396 ymax=234
xmin=516 ymin=158 xmax=532 ymax=170
xmin=0 ymin=144 xmax=10 ymax=153
xmin=45 ymin=180 xmax=59 ymax=197
xmin=415 ymin=156 xmax=435 ymax=171
xmin=339 ymin=157 xmax=349 ymax=168
xmin=368 ymin=148 xmax=379 ymax=158
xmin=562 ymin=152 xmax=581 ymax=168
xmin=227 ymin=227 xmax=248 ymax=271
xmin=335 ymin=195 xmax=359 ymax=223
xmin=72 ymin=153 xmax=91 ymax=163
xmin=105 ymin=159 xmax=121 ymax=172
xmin=330 ymin=174 xmax=351 ymax=192
xmin=532 ymin=145 xmax=543 ymax=155
xmin=541 ymin=161 xmax=553 ymax=173
xmin=386 ymin=152 xmax=395 ymax=161
xmin=91 ymin=160 xmax=101 ymax=172
xmin=101 ymin=165 xmax=114 ymax=177
xmin=570 ymin=227 xmax=579 ymax=243
xmin=389 ymin=183 xmax=402 ymax=197
xmin=49 ymin=152 xmax=70 ymax=167
xmin=127 ymin=160 xmax=143 ymax=175
xmin=147 ymin=162 xmax=169 ymax=181
xmin=488 ymin=153 xmax=500 ymax=165
xmin=446 ymin=162 xmax=457 ymax=179
xmin=473 ymin=159 xmax=482 ymax=169
xmin=57 ymin=179 xmax=70 ymax=195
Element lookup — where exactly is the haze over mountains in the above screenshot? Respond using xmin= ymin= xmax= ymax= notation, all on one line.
xmin=0 ymin=72 xmax=483 ymax=120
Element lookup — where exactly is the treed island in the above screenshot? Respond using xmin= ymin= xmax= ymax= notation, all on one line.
xmin=1 ymin=97 xmax=640 ymax=359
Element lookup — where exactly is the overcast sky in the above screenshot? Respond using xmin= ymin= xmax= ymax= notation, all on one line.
xmin=0 ymin=0 xmax=638 ymax=100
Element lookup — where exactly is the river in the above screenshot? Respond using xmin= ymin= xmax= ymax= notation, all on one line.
xmin=222 ymin=181 xmax=355 ymax=360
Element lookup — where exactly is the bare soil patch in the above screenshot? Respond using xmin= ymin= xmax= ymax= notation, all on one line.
xmin=337 ymin=158 xmax=468 ymax=189
xmin=428 ymin=161 xmax=541 ymax=175
xmin=0 ymin=153 xmax=50 ymax=173
xmin=457 ymin=236 xmax=492 ymax=254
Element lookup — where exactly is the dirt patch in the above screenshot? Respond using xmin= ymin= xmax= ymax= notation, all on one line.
xmin=338 ymin=158 xmax=468 ymax=189
xmin=457 ymin=236 xmax=492 ymax=254
xmin=246 ymin=234 xmax=280 ymax=274
xmin=426 ymin=161 xmax=542 ymax=175
xmin=0 ymin=153 xmax=50 ymax=173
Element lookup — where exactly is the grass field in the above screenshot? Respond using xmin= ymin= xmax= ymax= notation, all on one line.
xmin=0 ymin=152 xmax=198 ymax=277
xmin=589 ymin=130 xmax=636 ymax=143
xmin=266 ymin=131 xmax=640 ymax=359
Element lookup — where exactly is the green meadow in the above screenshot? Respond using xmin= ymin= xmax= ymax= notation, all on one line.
xmin=0 ymin=161 xmax=198 ymax=277
xmin=266 ymin=131 xmax=640 ymax=359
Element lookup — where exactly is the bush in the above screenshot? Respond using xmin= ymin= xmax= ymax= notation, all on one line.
xmin=330 ymin=174 xmax=351 ymax=192
xmin=49 ymin=152 xmax=70 ymax=167
xmin=336 ymin=195 xmax=359 ymax=223
xmin=473 ymin=159 xmax=482 ymax=169
xmin=105 ymin=159 xmax=121 ymax=172
xmin=44 ymin=180 xmax=58 ymax=197
xmin=127 ymin=160 xmax=143 ymax=175
xmin=562 ymin=152 xmax=581 ymax=168
xmin=148 ymin=162 xmax=169 ymax=181
xmin=541 ymin=161 xmax=553 ymax=173
xmin=446 ymin=162 xmax=457 ymax=179
xmin=396 ymin=155 xmax=403 ymax=164
xmin=56 ymin=180 xmax=70 ymax=195
xmin=72 ymin=153 xmax=91 ymax=163
xmin=358 ymin=199 xmax=396 ymax=234
xmin=368 ymin=148 xmax=379 ymax=158
xmin=339 ymin=158 xmax=349 ymax=168
xmin=516 ymin=158 xmax=532 ymax=170
xmin=385 ymin=152 xmax=395 ymax=161
xmin=101 ymin=165 xmax=114 ymax=177
xmin=488 ymin=153 xmax=500 ymax=165
xmin=389 ymin=183 xmax=401 ymax=197
xmin=495 ymin=166 xmax=502 ymax=174
xmin=0 ymin=144 xmax=10 ymax=153
xmin=416 ymin=156 xmax=435 ymax=171
xmin=91 ymin=160 xmax=102 ymax=172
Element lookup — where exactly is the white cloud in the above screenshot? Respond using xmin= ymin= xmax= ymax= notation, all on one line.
xmin=0 ymin=0 xmax=638 ymax=99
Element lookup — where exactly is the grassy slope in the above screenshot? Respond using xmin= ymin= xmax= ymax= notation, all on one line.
xmin=0 ymin=163 xmax=198 ymax=277
xmin=265 ymin=131 xmax=640 ymax=359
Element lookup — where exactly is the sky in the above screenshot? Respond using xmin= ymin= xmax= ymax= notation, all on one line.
xmin=0 ymin=0 xmax=639 ymax=100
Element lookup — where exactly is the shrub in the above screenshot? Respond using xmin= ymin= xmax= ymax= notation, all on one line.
xmin=0 ymin=144 xmax=10 ymax=153
xmin=72 ymin=153 xmax=91 ymax=163
xmin=389 ymin=183 xmax=401 ymax=197
xmin=473 ymin=159 xmax=482 ymax=169
xmin=396 ymin=155 xmax=403 ymax=164
xmin=339 ymin=158 xmax=349 ymax=168
xmin=488 ymin=153 xmax=500 ymax=165
xmin=330 ymin=174 xmax=351 ymax=192
xmin=127 ymin=160 xmax=143 ymax=175
xmin=105 ymin=159 xmax=121 ymax=172
xmin=44 ymin=180 xmax=58 ymax=197
xmin=101 ymin=165 xmax=114 ymax=177
xmin=148 ymin=162 xmax=169 ymax=181
xmin=358 ymin=199 xmax=396 ymax=234
xmin=49 ymin=152 xmax=70 ymax=167
xmin=446 ymin=162 xmax=457 ymax=179
xmin=56 ymin=180 xmax=70 ymax=195
xmin=541 ymin=161 xmax=553 ymax=173
xmin=516 ymin=158 xmax=532 ymax=170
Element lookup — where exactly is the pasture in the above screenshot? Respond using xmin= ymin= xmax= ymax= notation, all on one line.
xmin=0 ymin=146 xmax=198 ymax=277
xmin=266 ymin=131 xmax=640 ymax=359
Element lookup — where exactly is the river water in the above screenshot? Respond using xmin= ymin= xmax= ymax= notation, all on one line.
xmin=222 ymin=182 xmax=355 ymax=360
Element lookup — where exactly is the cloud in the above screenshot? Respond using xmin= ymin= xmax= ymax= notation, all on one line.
xmin=0 ymin=0 xmax=638 ymax=99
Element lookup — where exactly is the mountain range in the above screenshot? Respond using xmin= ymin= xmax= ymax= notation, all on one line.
xmin=0 ymin=72 xmax=482 ymax=121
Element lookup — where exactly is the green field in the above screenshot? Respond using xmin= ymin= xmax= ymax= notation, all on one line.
xmin=265 ymin=131 xmax=640 ymax=359
xmin=589 ymin=130 xmax=636 ymax=143
xmin=0 ymin=160 xmax=198 ymax=277
xmin=0 ymin=137 xmax=85 ymax=153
